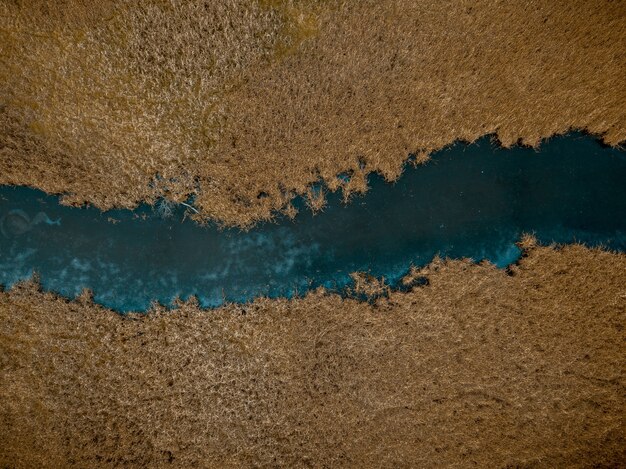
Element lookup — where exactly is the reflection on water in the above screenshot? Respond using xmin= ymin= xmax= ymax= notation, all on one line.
xmin=0 ymin=133 xmax=625 ymax=312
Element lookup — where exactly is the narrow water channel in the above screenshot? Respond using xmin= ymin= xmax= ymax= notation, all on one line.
xmin=1 ymin=133 xmax=624 ymax=312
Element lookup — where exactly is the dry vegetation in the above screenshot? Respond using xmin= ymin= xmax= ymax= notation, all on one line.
xmin=1 ymin=3 xmax=625 ymax=464
xmin=1 ymin=244 xmax=625 ymax=467
xmin=1 ymin=0 xmax=624 ymax=226
xmin=0 ymin=0 xmax=320 ymax=219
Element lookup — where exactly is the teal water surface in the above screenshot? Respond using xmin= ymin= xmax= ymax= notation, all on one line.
xmin=0 ymin=133 xmax=625 ymax=312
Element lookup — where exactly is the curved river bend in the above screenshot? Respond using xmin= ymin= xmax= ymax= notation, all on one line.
xmin=1 ymin=133 xmax=625 ymax=312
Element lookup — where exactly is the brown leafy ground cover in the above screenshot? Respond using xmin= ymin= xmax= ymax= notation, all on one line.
xmin=1 ymin=243 xmax=625 ymax=467
xmin=1 ymin=0 xmax=625 ymax=226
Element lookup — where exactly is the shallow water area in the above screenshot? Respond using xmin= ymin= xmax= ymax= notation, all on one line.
xmin=0 ymin=133 xmax=625 ymax=312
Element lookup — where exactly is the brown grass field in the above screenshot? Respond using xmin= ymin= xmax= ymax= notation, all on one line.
xmin=1 ymin=1 xmax=625 ymax=467
xmin=1 ymin=0 xmax=625 ymax=226
xmin=1 ymin=243 xmax=625 ymax=467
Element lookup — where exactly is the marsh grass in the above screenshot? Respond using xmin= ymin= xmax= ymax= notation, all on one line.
xmin=1 ymin=1 xmax=624 ymax=228
xmin=1 ymin=244 xmax=624 ymax=466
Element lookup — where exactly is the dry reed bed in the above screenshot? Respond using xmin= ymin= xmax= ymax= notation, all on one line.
xmin=1 ymin=0 xmax=624 ymax=226
xmin=1 ymin=244 xmax=625 ymax=467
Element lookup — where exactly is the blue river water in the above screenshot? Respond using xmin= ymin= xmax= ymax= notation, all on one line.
xmin=0 ymin=133 xmax=625 ymax=312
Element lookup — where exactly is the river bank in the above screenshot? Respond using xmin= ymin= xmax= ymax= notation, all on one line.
xmin=1 ymin=243 xmax=624 ymax=467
